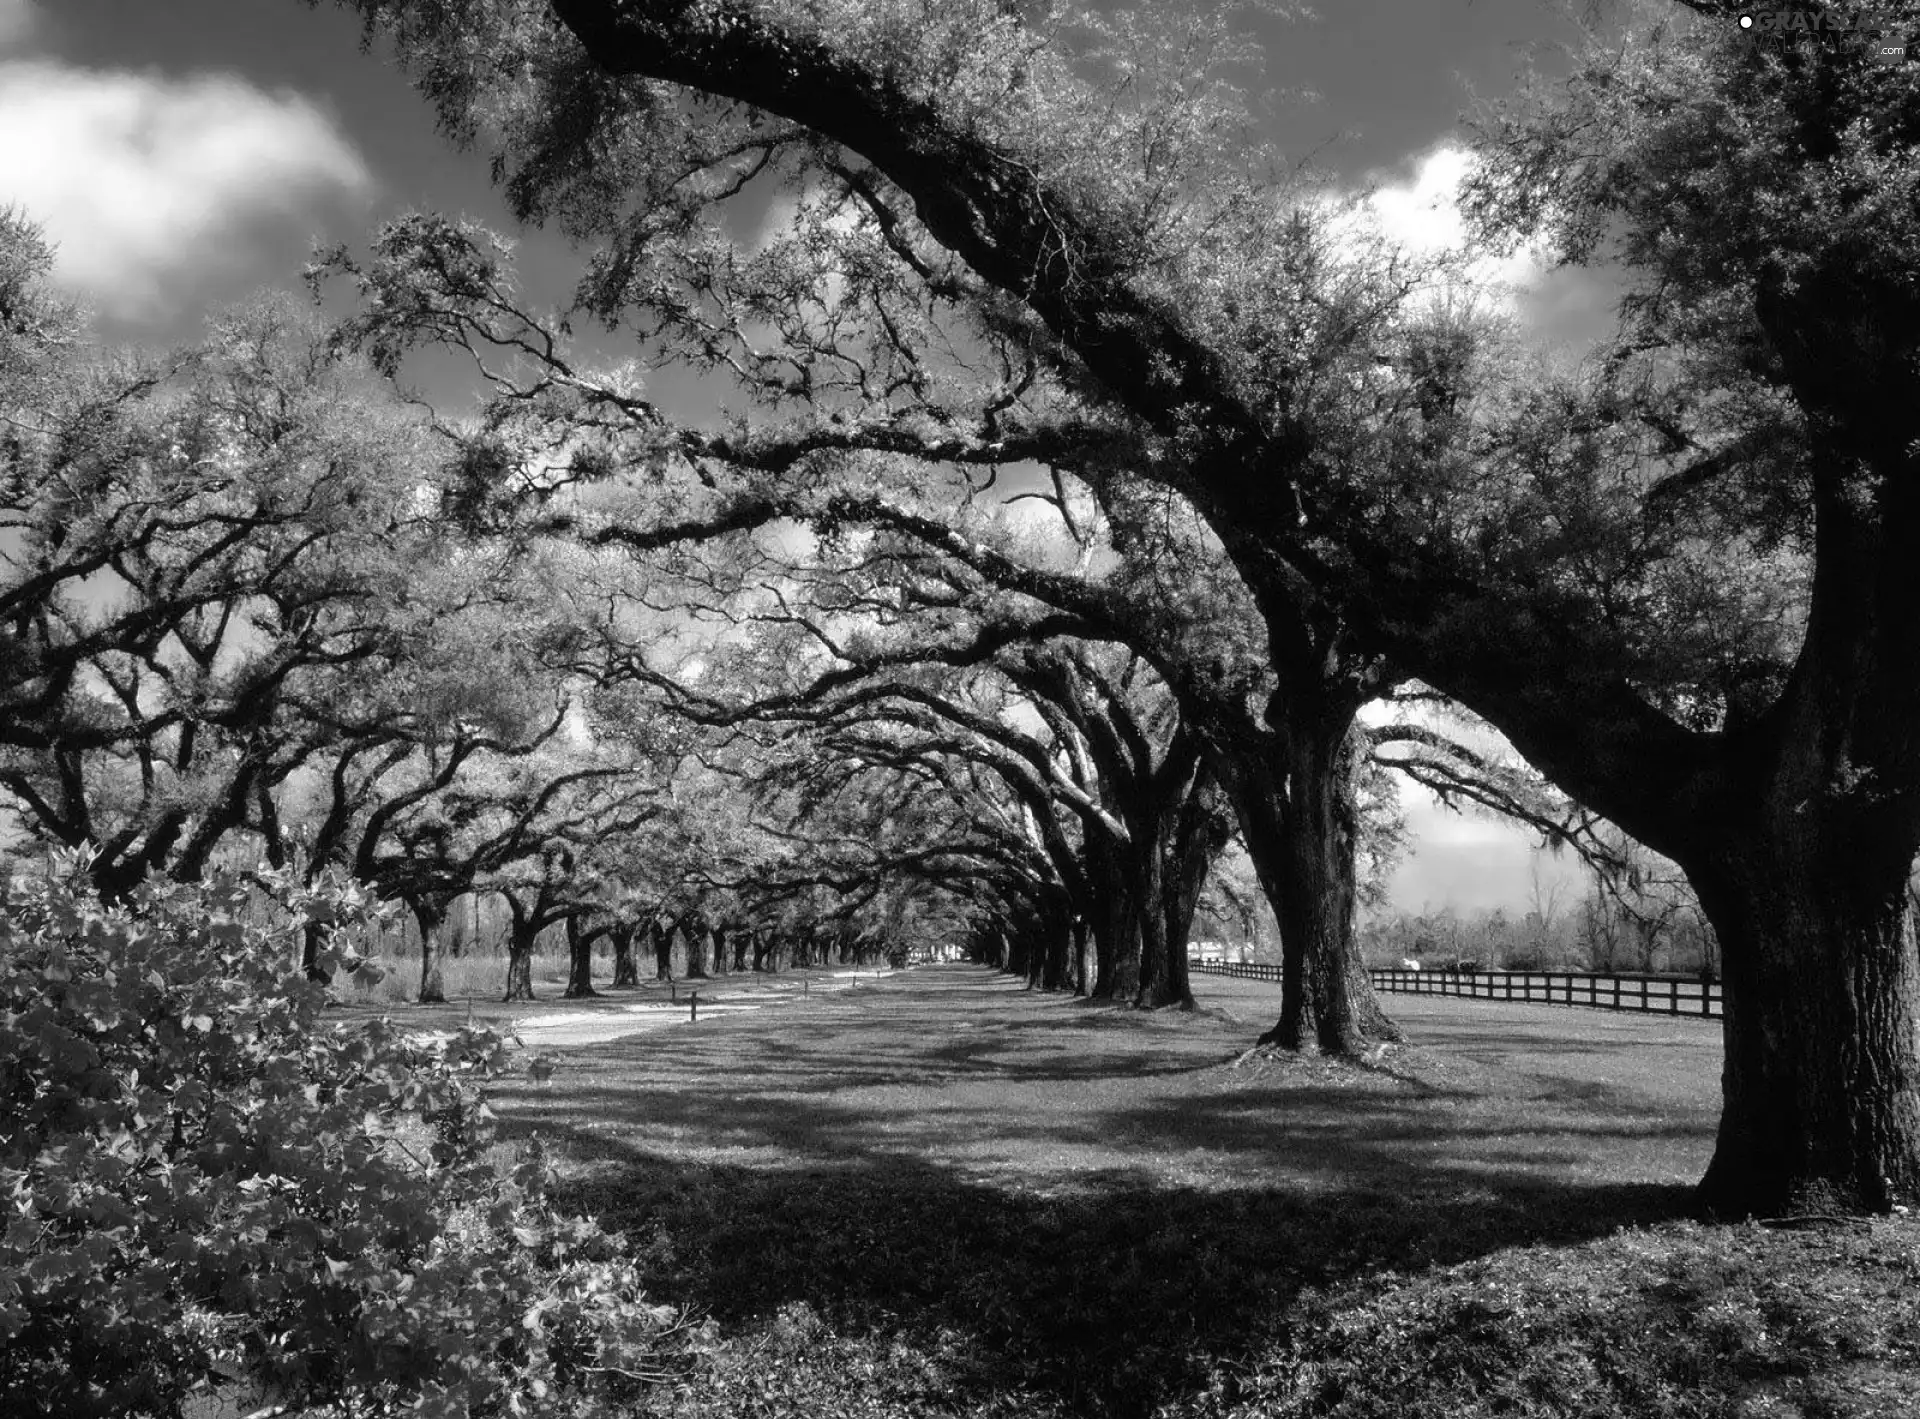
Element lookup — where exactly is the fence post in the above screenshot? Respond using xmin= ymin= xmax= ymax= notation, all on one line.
xmin=691 ymin=990 xmax=699 ymax=1023
xmin=1346 ymin=965 xmax=1721 ymax=1020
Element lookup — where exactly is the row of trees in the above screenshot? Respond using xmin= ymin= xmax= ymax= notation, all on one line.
xmin=299 ymin=0 xmax=1920 ymax=1216
xmin=8 ymin=0 xmax=1913 ymax=1216
xmin=8 ymin=202 xmax=1386 ymax=1025
xmin=0 ymin=208 xmax=968 ymax=1002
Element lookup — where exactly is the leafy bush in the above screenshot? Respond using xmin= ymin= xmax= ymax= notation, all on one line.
xmin=0 ymin=855 xmax=698 ymax=1417
xmin=1187 ymin=1221 xmax=1920 ymax=1419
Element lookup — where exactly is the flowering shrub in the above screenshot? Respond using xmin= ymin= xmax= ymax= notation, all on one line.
xmin=0 ymin=856 xmax=694 ymax=1417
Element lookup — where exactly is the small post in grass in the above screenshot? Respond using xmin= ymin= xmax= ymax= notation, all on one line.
xmin=690 ymin=990 xmax=699 ymax=1023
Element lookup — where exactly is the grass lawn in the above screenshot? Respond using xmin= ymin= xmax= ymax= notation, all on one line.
xmin=456 ymin=964 xmax=1920 ymax=1418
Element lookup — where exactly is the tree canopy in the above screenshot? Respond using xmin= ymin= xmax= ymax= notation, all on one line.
xmin=293 ymin=0 xmax=1920 ymax=1217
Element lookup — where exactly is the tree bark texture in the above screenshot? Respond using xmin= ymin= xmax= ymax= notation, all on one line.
xmin=1225 ymin=711 xmax=1400 ymax=1055
xmin=503 ymin=928 xmax=537 ymax=1002
xmin=563 ymin=915 xmax=596 ymax=998
xmin=683 ymin=922 xmax=710 ymax=978
xmin=611 ymin=924 xmax=640 ymax=987
xmin=411 ymin=898 xmax=448 ymax=1004
xmin=503 ymin=895 xmax=544 ymax=1002
xmin=1682 ymin=778 xmax=1920 ymax=1215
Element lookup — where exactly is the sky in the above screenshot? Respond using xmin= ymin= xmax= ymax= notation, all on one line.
xmin=0 ymin=0 xmax=1623 ymax=916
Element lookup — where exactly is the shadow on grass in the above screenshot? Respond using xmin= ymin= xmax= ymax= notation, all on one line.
xmin=535 ymin=1145 xmax=1691 ymax=1418
xmin=475 ymin=966 xmax=1716 ymax=1416
xmin=498 ymin=1101 xmax=1698 ymax=1415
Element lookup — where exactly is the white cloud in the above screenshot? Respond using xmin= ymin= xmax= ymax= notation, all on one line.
xmin=0 ymin=59 xmax=373 ymax=320
xmin=1366 ymin=146 xmax=1480 ymax=255
xmin=0 ymin=0 xmax=34 ymax=51
xmin=1335 ymin=144 xmax=1547 ymax=306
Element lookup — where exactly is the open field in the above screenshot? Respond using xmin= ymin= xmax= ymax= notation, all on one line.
xmin=441 ymin=964 xmax=1920 ymax=1418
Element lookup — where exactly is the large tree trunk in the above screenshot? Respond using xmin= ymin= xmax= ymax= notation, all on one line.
xmin=563 ymin=916 xmax=597 ymax=998
xmin=1685 ymin=828 xmax=1920 ymax=1216
xmin=1166 ymin=775 xmax=1233 ymax=963
xmin=1024 ymin=915 xmax=1053 ymax=989
xmin=1040 ymin=904 xmax=1071 ymax=991
xmin=503 ymin=905 xmax=540 ymax=1002
xmin=683 ymin=921 xmax=710 ymax=978
xmin=503 ymin=926 xmax=537 ymax=1001
xmin=1005 ymin=924 xmax=1032 ymax=982
xmin=1130 ymin=827 xmax=1189 ymax=1009
xmin=652 ymin=921 xmax=674 ymax=981
xmin=1084 ymin=841 xmax=1138 ymax=1000
xmin=1104 ymin=885 xmax=1143 ymax=1002
xmin=1227 ymin=706 xmax=1400 ymax=1055
xmin=412 ymin=897 xmax=448 ymax=1004
xmin=979 ymin=928 xmax=1008 ymax=970
xmin=611 ymin=924 xmax=640 ymax=987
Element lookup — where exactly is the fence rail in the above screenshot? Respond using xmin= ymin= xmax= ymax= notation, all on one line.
xmin=1189 ymin=959 xmax=1722 ymax=1019
xmin=1190 ymin=959 xmax=1284 ymax=983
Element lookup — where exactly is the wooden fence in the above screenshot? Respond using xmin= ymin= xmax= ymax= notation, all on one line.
xmin=1189 ymin=959 xmax=1723 ymax=1019
xmin=1189 ymin=959 xmax=1284 ymax=983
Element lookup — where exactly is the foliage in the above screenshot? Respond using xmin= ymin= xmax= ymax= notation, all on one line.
xmin=0 ymin=854 xmax=698 ymax=1417
xmin=297 ymin=0 xmax=1920 ymax=1204
xmin=0 ymin=285 xmax=445 ymax=899
xmin=0 ymin=206 xmax=78 ymax=400
xmin=1198 ymin=1219 xmax=1920 ymax=1419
